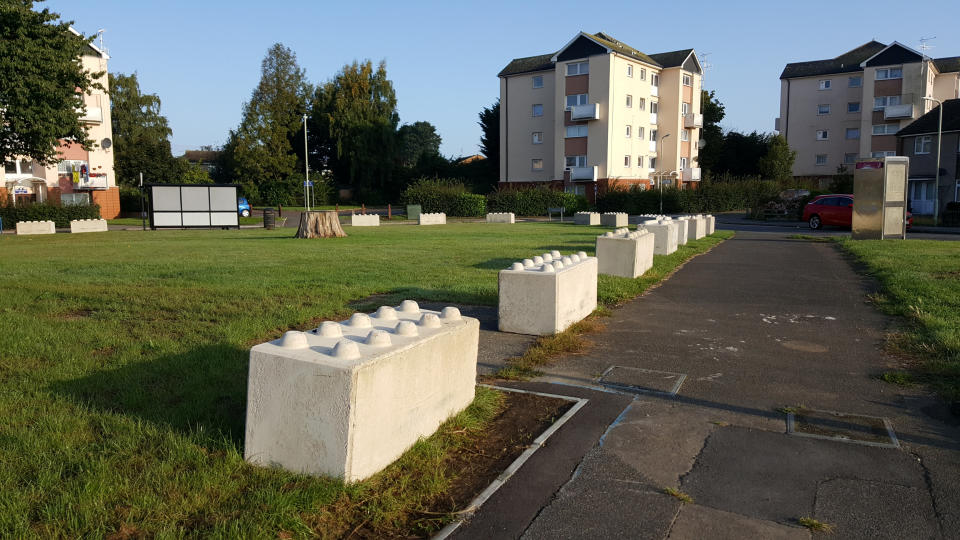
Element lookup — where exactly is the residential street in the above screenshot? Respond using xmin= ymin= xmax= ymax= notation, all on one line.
xmin=456 ymin=230 xmax=960 ymax=539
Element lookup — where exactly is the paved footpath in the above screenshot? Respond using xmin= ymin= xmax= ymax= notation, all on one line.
xmin=455 ymin=230 xmax=960 ymax=539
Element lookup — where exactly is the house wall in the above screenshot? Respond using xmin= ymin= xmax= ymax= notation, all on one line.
xmin=900 ymin=131 xmax=960 ymax=215
xmin=501 ymin=70 xmax=556 ymax=182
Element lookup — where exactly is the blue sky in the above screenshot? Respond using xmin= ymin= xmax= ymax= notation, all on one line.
xmin=47 ymin=0 xmax=960 ymax=158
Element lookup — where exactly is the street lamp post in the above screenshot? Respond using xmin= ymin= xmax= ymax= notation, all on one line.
xmin=303 ymin=113 xmax=311 ymax=212
xmin=921 ymin=97 xmax=942 ymax=224
xmin=658 ymin=133 xmax=671 ymax=214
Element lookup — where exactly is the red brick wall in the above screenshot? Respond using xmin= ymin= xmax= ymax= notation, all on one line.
xmin=47 ymin=187 xmax=62 ymax=206
xmin=92 ymin=187 xmax=121 ymax=219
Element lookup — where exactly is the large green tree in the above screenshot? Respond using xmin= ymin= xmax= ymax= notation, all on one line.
xmin=0 ymin=1 xmax=101 ymax=163
xmin=109 ymin=72 xmax=183 ymax=185
xmin=478 ymin=99 xmax=499 ymax=187
xmin=397 ymin=121 xmax=441 ymax=167
xmin=697 ymin=90 xmax=725 ymax=176
xmin=758 ymin=134 xmax=796 ymax=180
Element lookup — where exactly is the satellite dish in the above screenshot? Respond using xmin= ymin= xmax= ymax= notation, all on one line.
xmin=101 ymin=138 xmax=112 ymax=149
xmin=697 ymin=139 xmax=707 ymax=149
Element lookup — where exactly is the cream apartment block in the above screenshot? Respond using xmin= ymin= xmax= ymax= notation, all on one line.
xmin=498 ymin=32 xmax=703 ymax=202
xmin=1 ymin=28 xmax=120 ymax=218
xmin=777 ymin=41 xmax=960 ymax=179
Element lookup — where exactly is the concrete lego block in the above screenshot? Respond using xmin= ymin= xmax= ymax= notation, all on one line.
xmin=674 ymin=217 xmax=690 ymax=246
xmin=486 ymin=212 xmax=515 ymax=224
xmin=69 ymin=219 xmax=108 ymax=233
xmin=245 ymin=301 xmax=480 ymax=482
xmin=706 ymin=214 xmax=715 ymax=234
xmin=418 ymin=212 xmax=446 ymax=225
xmin=601 ymin=212 xmax=628 ymax=227
xmin=16 ymin=220 xmax=55 ymax=235
xmin=575 ymin=212 xmax=600 ymax=225
xmin=596 ymin=228 xmax=654 ymax=278
xmin=498 ymin=250 xmax=598 ymax=336
xmin=642 ymin=219 xmax=678 ymax=255
xmin=350 ymin=214 xmax=380 ymax=227
xmin=693 ymin=215 xmax=707 ymax=239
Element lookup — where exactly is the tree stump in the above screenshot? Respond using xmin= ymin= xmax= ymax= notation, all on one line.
xmin=295 ymin=211 xmax=347 ymax=239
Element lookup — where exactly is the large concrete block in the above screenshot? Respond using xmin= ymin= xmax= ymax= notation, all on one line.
xmin=693 ymin=215 xmax=707 ymax=239
xmin=674 ymin=217 xmax=690 ymax=245
xmin=486 ymin=212 xmax=515 ymax=224
xmin=418 ymin=212 xmax=446 ymax=225
xmin=596 ymin=228 xmax=654 ymax=278
xmin=16 ymin=220 xmax=55 ymax=235
xmin=575 ymin=212 xmax=600 ymax=225
xmin=601 ymin=212 xmax=628 ymax=227
xmin=69 ymin=219 xmax=108 ymax=233
xmin=245 ymin=302 xmax=479 ymax=482
xmin=350 ymin=214 xmax=380 ymax=227
xmin=706 ymin=214 xmax=715 ymax=234
xmin=642 ymin=220 xmax=678 ymax=255
xmin=498 ymin=250 xmax=598 ymax=336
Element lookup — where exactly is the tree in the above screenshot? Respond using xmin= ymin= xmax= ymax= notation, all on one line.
xmin=0 ymin=2 xmax=102 ymax=164
xmin=109 ymin=73 xmax=182 ymax=185
xmin=698 ymin=90 xmax=725 ymax=176
xmin=478 ymin=99 xmax=500 ymax=187
xmin=716 ymin=131 xmax=771 ymax=177
xmin=758 ymin=135 xmax=796 ymax=180
xmin=397 ymin=121 xmax=441 ymax=167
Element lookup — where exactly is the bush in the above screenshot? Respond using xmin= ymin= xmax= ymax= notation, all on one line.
xmin=449 ymin=193 xmax=487 ymax=217
xmin=119 ymin=186 xmax=144 ymax=214
xmin=402 ymin=178 xmax=467 ymax=214
xmin=596 ymin=180 xmax=780 ymax=216
xmin=0 ymin=203 xmax=101 ymax=228
xmin=487 ymin=187 xmax=588 ymax=216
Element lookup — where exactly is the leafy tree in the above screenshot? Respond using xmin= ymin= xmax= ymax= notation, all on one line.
xmin=397 ymin=121 xmax=441 ymax=167
xmin=716 ymin=131 xmax=770 ymax=177
xmin=109 ymin=73 xmax=182 ymax=185
xmin=697 ymin=90 xmax=725 ymax=175
xmin=758 ymin=135 xmax=796 ymax=180
xmin=478 ymin=99 xmax=500 ymax=187
xmin=176 ymin=159 xmax=212 ymax=184
xmin=0 ymin=2 xmax=102 ymax=163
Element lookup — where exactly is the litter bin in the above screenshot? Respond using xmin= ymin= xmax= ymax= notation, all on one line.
xmin=263 ymin=208 xmax=276 ymax=230
xmin=406 ymin=205 xmax=421 ymax=221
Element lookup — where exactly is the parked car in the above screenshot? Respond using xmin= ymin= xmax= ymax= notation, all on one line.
xmin=238 ymin=197 xmax=251 ymax=218
xmin=803 ymin=194 xmax=912 ymax=230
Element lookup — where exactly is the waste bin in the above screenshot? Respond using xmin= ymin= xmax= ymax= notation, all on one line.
xmin=263 ymin=208 xmax=276 ymax=230
xmin=406 ymin=205 xmax=421 ymax=221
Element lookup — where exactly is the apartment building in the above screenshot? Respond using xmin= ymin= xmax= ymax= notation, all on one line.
xmin=498 ymin=31 xmax=703 ymax=202
xmin=896 ymin=98 xmax=960 ymax=217
xmin=1 ymin=28 xmax=119 ymax=218
xmin=777 ymin=41 xmax=960 ymax=179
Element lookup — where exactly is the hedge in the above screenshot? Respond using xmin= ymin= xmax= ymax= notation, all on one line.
xmin=401 ymin=179 xmax=487 ymax=216
xmin=0 ymin=203 xmax=102 ymax=228
xmin=596 ymin=180 xmax=781 ymax=215
xmin=487 ymin=187 xmax=588 ymax=216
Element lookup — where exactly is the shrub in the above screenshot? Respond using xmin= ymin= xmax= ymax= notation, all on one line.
xmin=487 ymin=187 xmax=588 ymax=216
xmin=119 ymin=186 xmax=144 ymax=213
xmin=449 ymin=193 xmax=487 ymax=217
xmin=0 ymin=203 xmax=101 ymax=228
xmin=402 ymin=178 xmax=467 ymax=213
xmin=596 ymin=179 xmax=781 ymax=215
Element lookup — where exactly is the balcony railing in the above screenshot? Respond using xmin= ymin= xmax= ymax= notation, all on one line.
xmin=648 ymin=140 xmax=657 ymax=152
xmin=651 ymin=85 xmax=659 ymax=97
xmin=569 ymin=103 xmax=599 ymax=121
xmin=682 ymin=167 xmax=701 ymax=182
xmin=684 ymin=113 xmax=703 ymax=128
xmin=883 ymin=104 xmax=914 ymax=119
xmin=650 ymin=112 xmax=658 ymax=124
xmin=77 ymin=106 xmax=102 ymax=124
xmin=569 ymin=166 xmax=598 ymax=181
xmin=74 ymin=174 xmax=109 ymax=190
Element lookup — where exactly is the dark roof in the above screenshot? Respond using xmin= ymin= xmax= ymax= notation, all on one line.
xmin=779 ymin=41 xmax=886 ymax=79
xmin=897 ymin=99 xmax=960 ymax=137
xmin=498 ymin=53 xmax=556 ymax=77
xmin=499 ymin=31 xmax=668 ymax=77
xmin=587 ymin=32 xmax=659 ymax=66
xmin=182 ymin=150 xmax=220 ymax=162
xmin=934 ymin=56 xmax=960 ymax=73
xmin=648 ymin=49 xmax=694 ymax=68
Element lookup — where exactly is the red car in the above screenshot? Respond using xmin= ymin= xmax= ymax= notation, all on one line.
xmin=802 ymin=194 xmax=912 ymax=230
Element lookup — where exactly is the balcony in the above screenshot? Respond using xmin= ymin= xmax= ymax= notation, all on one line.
xmin=569 ymin=103 xmax=599 ymax=121
xmin=74 ymin=174 xmax=109 ymax=190
xmin=650 ymin=113 xmax=658 ymax=124
xmin=684 ymin=113 xmax=703 ymax=128
xmin=682 ymin=167 xmax=701 ymax=182
xmin=883 ymin=104 xmax=914 ymax=119
xmin=78 ymin=106 xmax=102 ymax=124
xmin=651 ymin=85 xmax=659 ymax=97
xmin=569 ymin=166 xmax=598 ymax=181
xmin=648 ymin=140 xmax=657 ymax=152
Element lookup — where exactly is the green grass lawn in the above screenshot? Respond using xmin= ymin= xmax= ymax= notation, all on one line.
xmin=0 ymin=223 xmax=730 ymax=536
xmin=838 ymin=238 xmax=960 ymax=401
xmin=108 ymin=217 xmax=263 ymax=226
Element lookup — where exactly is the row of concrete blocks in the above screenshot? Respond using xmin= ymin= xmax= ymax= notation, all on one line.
xmin=15 ymin=219 xmax=109 ymax=235
xmin=418 ymin=212 xmax=446 ymax=225
xmin=574 ymin=212 xmax=628 ymax=227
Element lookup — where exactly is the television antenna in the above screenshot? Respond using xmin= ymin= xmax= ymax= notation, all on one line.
xmin=700 ymin=52 xmax=712 ymax=85
xmin=919 ymin=36 xmax=936 ymax=59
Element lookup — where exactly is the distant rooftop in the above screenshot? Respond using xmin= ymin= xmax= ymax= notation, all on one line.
xmin=781 ymin=41 xmax=960 ymax=79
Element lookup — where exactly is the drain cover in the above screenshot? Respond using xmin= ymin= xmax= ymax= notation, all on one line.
xmin=599 ymin=366 xmax=686 ymax=396
xmin=787 ymin=408 xmax=899 ymax=448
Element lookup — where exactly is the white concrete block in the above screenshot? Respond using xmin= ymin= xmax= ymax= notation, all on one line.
xmin=245 ymin=302 xmax=479 ymax=482
xmin=16 ymin=220 xmax=55 ymax=235
xmin=350 ymin=214 xmax=380 ymax=227
xmin=69 ymin=219 xmax=108 ymax=233
xmin=693 ymin=215 xmax=707 ymax=239
xmin=575 ymin=212 xmax=600 ymax=225
xmin=673 ymin=217 xmax=689 ymax=246
xmin=486 ymin=212 xmax=515 ymax=224
xmin=418 ymin=212 xmax=446 ymax=225
xmin=596 ymin=228 xmax=654 ymax=278
xmin=706 ymin=215 xmax=715 ymax=235
xmin=642 ymin=220 xmax=678 ymax=255
xmin=498 ymin=250 xmax=598 ymax=335
xmin=601 ymin=212 xmax=628 ymax=227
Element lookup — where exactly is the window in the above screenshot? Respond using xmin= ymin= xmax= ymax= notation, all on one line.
xmin=845 ymin=128 xmax=860 ymax=139
xmin=625 ymin=125 xmax=631 ymax=138
xmin=637 ymin=126 xmax=645 ymax=139
xmin=626 ymin=94 xmax=633 ymax=108
xmin=681 ymin=129 xmax=690 ymax=142
xmin=872 ymin=151 xmax=896 ymax=157
xmin=531 ymin=159 xmax=543 ymax=171
xmin=624 ymin=155 xmax=631 ymax=167
xmin=567 ymin=61 xmax=589 ymax=76
xmin=565 ymin=125 xmax=588 ymax=138
xmin=872 ymin=124 xmax=899 ymax=135
xmin=874 ymin=95 xmax=901 ymax=110
xmin=532 ymin=132 xmax=543 ymax=144
xmin=915 ymin=135 xmax=933 ymax=154
xmin=532 ymin=104 xmax=543 ymax=117
xmin=651 ymin=74 xmax=659 ymax=87
xmin=818 ymin=79 xmax=831 ymax=90
xmin=844 ymin=153 xmax=857 ymax=164
xmin=876 ymin=67 xmax=902 ymax=80
xmin=682 ymin=74 xmax=692 ymax=86
xmin=4 ymin=159 xmax=33 ymax=177
xmin=565 ymin=155 xmax=587 ymax=167
xmin=848 ymin=102 xmax=861 ymax=113
xmin=650 ymin=157 xmax=657 ymax=169
xmin=638 ymin=97 xmax=646 ymax=110
xmin=816 ymin=130 xmax=829 ymax=140
xmin=4 ymin=161 xmax=18 ymax=175
xmin=565 ymin=184 xmax=586 ymax=196
xmin=639 ymin=68 xmax=646 ymax=80
xmin=627 ymin=65 xmax=633 ymax=77
xmin=565 ymin=94 xmax=588 ymax=109
xmin=650 ymin=102 xmax=659 ymax=114
xmin=815 ymin=154 xmax=828 ymax=165
xmin=849 ymin=76 xmax=862 ymax=88
xmin=650 ymin=129 xmax=658 ymax=142
xmin=637 ymin=155 xmax=644 ymax=168
xmin=532 ymin=75 xmax=543 ymax=89
xmin=681 ymin=103 xmax=690 ymax=115
xmin=817 ymin=104 xmax=831 ymax=115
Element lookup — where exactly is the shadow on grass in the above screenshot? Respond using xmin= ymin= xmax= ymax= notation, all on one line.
xmin=49 ymin=343 xmax=249 ymax=446
xmin=473 ymin=258 xmax=518 ymax=270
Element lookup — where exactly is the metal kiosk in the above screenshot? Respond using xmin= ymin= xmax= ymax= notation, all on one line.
xmin=852 ymin=157 xmax=909 ymax=240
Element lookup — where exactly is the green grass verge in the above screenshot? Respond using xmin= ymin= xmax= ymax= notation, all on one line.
xmin=837 ymin=238 xmax=960 ymax=401
xmin=108 ymin=217 xmax=263 ymax=226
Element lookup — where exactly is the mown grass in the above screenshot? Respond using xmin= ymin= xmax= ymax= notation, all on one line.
xmin=837 ymin=238 xmax=960 ymax=401
xmin=108 ymin=217 xmax=263 ymax=226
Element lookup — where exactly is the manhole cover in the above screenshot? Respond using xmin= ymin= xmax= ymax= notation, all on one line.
xmin=787 ymin=408 xmax=899 ymax=448
xmin=598 ymin=366 xmax=686 ymax=396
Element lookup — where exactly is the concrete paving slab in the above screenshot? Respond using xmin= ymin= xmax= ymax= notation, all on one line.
xmin=668 ymin=504 xmax=810 ymax=540
xmin=813 ymin=478 xmax=940 ymax=539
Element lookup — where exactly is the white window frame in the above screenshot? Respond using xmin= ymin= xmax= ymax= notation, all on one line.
xmin=4 ymin=158 xmax=35 ymax=179
xmin=532 ymin=131 xmax=543 ymax=144
xmin=818 ymin=79 xmax=831 ymax=90
xmin=627 ymin=64 xmax=633 ymax=77
xmin=876 ymin=67 xmax=903 ymax=80
xmin=848 ymin=76 xmax=862 ymax=88
xmin=638 ymin=97 xmax=646 ymax=111
xmin=816 ymin=130 xmax=829 ymax=141
xmin=637 ymin=126 xmax=645 ymax=140
xmin=650 ymin=157 xmax=657 ymax=169
xmin=626 ymin=94 xmax=633 ymax=108
xmin=871 ymin=151 xmax=896 ymax=158
xmin=639 ymin=68 xmax=646 ymax=80
xmin=815 ymin=154 xmax=828 ymax=166
xmin=567 ymin=61 xmax=589 ymax=76
xmin=681 ymin=103 xmax=690 ymax=115
xmin=651 ymin=73 xmax=659 ymax=87
xmin=531 ymin=158 xmax=544 ymax=171
xmin=845 ymin=128 xmax=860 ymax=140
xmin=874 ymin=95 xmax=901 ymax=111
xmin=565 ymin=94 xmax=588 ymax=109
xmin=532 ymin=104 xmax=543 ymax=117
xmin=637 ymin=155 xmax=644 ymax=168
xmin=624 ymin=155 xmax=631 ymax=167
xmin=625 ymin=125 xmax=631 ymax=138
xmin=914 ymin=135 xmax=933 ymax=155
xmin=682 ymin=73 xmax=692 ymax=86
xmin=565 ymin=125 xmax=588 ymax=138
xmin=650 ymin=102 xmax=659 ymax=114
xmin=817 ymin=104 xmax=831 ymax=115
xmin=650 ymin=129 xmax=658 ymax=142
xmin=565 ymin=155 xmax=587 ymax=168
xmin=872 ymin=124 xmax=898 ymax=135
xmin=532 ymin=75 xmax=543 ymax=89
xmin=565 ymin=184 xmax=586 ymax=196
xmin=848 ymin=102 xmax=861 ymax=113
xmin=681 ymin=129 xmax=690 ymax=142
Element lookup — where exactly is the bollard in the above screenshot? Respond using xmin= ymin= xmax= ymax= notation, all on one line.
xmin=362 ymin=203 xmax=366 ymax=215
xmin=335 ymin=204 xmax=339 ymax=213
xmin=263 ymin=208 xmax=276 ymax=230
xmin=388 ymin=204 xmax=392 ymax=220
